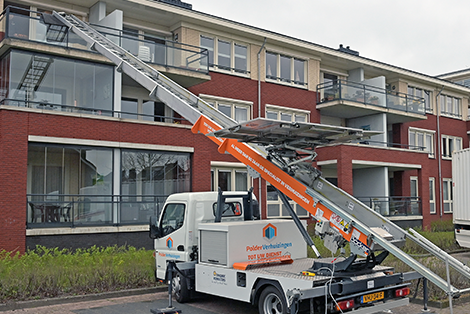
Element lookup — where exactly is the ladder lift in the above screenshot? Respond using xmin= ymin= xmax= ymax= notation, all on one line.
xmin=51 ymin=11 xmax=470 ymax=308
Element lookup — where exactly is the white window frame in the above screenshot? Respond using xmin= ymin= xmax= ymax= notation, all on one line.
xmin=440 ymin=94 xmax=462 ymax=118
xmin=443 ymin=178 xmax=453 ymax=213
xmin=408 ymin=127 xmax=435 ymax=158
xmin=408 ymin=86 xmax=432 ymax=113
xmin=200 ymin=35 xmax=249 ymax=75
xmin=441 ymin=135 xmax=462 ymax=159
xmin=265 ymin=104 xmax=309 ymax=122
xmin=265 ymin=51 xmax=307 ymax=87
xmin=266 ymin=183 xmax=309 ymax=218
xmin=429 ymin=177 xmax=436 ymax=214
xmin=200 ymin=94 xmax=252 ymax=123
xmin=210 ymin=163 xmax=251 ymax=192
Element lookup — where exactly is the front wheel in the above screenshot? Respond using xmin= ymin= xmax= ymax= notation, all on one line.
xmin=172 ymin=271 xmax=190 ymax=303
xmin=258 ymin=286 xmax=287 ymax=314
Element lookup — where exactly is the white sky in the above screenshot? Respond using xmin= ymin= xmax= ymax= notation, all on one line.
xmin=188 ymin=0 xmax=470 ymax=76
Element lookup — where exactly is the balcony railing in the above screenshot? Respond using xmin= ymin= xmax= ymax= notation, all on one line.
xmin=357 ymin=196 xmax=422 ymax=217
xmin=27 ymin=194 xmax=169 ymax=228
xmin=0 ymin=6 xmax=209 ymax=74
xmin=317 ymin=80 xmax=426 ymax=116
xmin=0 ymin=99 xmax=187 ymax=124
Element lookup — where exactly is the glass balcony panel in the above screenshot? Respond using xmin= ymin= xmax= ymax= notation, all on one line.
xmin=317 ymin=80 xmax=425 ymax=116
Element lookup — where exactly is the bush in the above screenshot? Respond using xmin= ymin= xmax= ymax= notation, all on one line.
xmin=0 ymin=245 xmax=157 ymax=302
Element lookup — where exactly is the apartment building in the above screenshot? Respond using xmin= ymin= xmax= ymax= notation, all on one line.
xmin=0 ymin=0 xmax=468 ymax=252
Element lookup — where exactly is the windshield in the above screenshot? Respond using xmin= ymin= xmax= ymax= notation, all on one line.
xmin=160 ymin=203 xmax=185 ymax=237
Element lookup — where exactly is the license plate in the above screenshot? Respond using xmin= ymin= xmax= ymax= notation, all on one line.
xmin=361 ymin=291 xmax=384 ymax=303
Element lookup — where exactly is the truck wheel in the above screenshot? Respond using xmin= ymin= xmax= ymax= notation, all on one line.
xmin=172 ymin=272 xmax=190 ymax=303
xmin=258 ymin=286 xmax=287 ymax=314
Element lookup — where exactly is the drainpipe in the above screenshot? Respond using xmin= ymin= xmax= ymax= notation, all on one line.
xmin=436 ymin=86 xmax=444 ymax=217
xmin=257 ymin=37 xmax=266 ymax=214
xmin=258 ymin=38 xmax=267 ymax=118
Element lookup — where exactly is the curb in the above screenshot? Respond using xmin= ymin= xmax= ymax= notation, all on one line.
xmin=409 ymin=293 xmax=470 ymax=309
xmin=0 ymin=286 xmax=168 ymax=312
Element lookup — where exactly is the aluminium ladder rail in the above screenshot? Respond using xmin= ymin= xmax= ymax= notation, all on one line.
xmin=52 ymin=12 xmax=469 ymax=297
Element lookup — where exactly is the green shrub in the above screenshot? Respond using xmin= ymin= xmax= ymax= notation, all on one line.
xmin=0 ymin=245 xmax=157 ymax=302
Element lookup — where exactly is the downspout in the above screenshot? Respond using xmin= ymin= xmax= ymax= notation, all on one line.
xmin=257 ymin=37 xmax=266 ymax=214
xmin=436 ymin=86 xmax=444 ymax=217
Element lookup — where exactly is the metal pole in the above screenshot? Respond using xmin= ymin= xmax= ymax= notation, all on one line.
xmin=446 ymin=257 xmax=454 ymax=314
xmin=423 ymin=278 xmax=429 ymax=312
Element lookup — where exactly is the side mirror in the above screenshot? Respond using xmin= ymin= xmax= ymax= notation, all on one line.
xmin=149 ymin=216 xmax=161 ymax=239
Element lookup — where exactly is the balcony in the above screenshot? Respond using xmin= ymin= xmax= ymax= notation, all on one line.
xmin=317 ymin=80 xmax=427 ymax=124
xmin=0 ymin=6 xmax=209 ymax=76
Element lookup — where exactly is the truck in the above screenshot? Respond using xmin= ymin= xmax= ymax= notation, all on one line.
xmin=453 ymin=148 xmax=470 ymax=248
xmin=150 ymin=190 xmax=412 ymax=314
xmin=51 ymin=11 xmax=470 ymax=314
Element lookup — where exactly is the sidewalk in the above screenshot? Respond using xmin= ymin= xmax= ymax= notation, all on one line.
xmin=1 ymin=288 xmax=469 ymax=314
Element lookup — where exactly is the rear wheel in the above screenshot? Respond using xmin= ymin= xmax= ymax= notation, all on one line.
xmin=258 ymin=286 xmax=287 ymax=314
xmin=172 ymin=271 xmax=190 ymax=303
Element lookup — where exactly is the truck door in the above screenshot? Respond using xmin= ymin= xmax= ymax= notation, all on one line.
xmin=155 ymin=202 xmax=188 ymax=280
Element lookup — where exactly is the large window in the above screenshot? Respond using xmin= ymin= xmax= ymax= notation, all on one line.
xmin=200 ymin=35 xmax=248 ymax=74
xmin=3 ymin=50 xmax=113 ymax=114
xmin=202 ymin=95 xmax=252 ymax=123
xmin=408 ymin=86 xmax=432 ymax=113
xmin=442 ymin=135 xmax=462 ymax=159
xmin=120 ymin=149 xmax=190 ymax=224
xmin=27 ymin=144 xmax=113 ymax=226
xmin=408 ymin=128 xmax=435 ymax=158
xmin=443 ymin=178 xmax=453 ymax=213
xmin=266 ymin=52 xmax=306 ymax=86
xmin=26 ymin=143 xmax=191 ymax=227
xmin=440 ymin=94 xmax=461 ymax=118
xmin=265 ymin=105 xmax=309 ymax=122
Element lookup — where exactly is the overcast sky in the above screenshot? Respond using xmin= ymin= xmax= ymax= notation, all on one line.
xmin=188 ymin=0 xmax=469 ymax=76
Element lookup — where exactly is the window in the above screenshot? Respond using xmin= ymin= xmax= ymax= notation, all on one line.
xmin=159 ymin=203 xmax=185 ymax=236
xmin=429 ymin=178 xmax=436 ymax=214
xmin=265 ymin=105 xmax=309 ymax=122
xmin=212 ymin=202 xmax=242 ymax=217
xmin=266 ymin=183 xmax=308 ymax=218
xmin=440 ymin=94 xmax=461 ymax=118
xmin=200 ymin=35 xmax=248 ymax=74
xmin=120 ymin=97 xmax=173 ymax=122
xmin=442 ymin=135 xmax=462 ymax=159
xmin=201 ymin=95 xmax=252 ymax=123
xmin=211 ymin=166 xmax=250 ymax=192
xmin=27 ymin=144 xmax=113 ymax=226
xmin=410 ymin=176 xmax=420 ymax=215
xmin=5 ymin=50 xmax=113 ymax=114
xmin=408 ymin=86 xmax=432 ymax=113
xmin=266 ymin=51 xmax=306 ymax=86
xmin=408 ymin=128 xmax=435 ymax=158
xmin=443 ymin=178 xmax=453 ymax=213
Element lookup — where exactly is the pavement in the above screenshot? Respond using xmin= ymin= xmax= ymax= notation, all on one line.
xmin=1 ymin=288 xmax=470 ymax=314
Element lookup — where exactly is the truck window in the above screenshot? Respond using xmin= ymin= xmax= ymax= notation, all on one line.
xmin=212 ymin=202 xmax=242 ymax=217
xmin=160 ymin=203 xmax=185 ymax=236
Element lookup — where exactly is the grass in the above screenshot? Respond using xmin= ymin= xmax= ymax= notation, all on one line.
xmin=0 ymin=245 xmax=157 ymax=302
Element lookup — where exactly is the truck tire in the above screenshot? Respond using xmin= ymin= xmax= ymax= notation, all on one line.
xmin=172 ymin=272 xmax=190 ymax=303
xmin=258 ymin=286 xmax=287 ymax=314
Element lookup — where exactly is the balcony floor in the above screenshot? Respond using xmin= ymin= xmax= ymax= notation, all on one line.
xmin=317 ymin=100 xmax=427 ymax=124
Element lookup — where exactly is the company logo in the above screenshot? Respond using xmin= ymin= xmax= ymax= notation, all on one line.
xmin=166 ymin=237 xmax=173 ymax=249
xmin=263 ymin=223 xmax=277 ymax=241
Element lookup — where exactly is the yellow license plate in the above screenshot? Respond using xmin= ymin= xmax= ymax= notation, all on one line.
xmin=361 ymin=291 xmax=384 ymax=303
